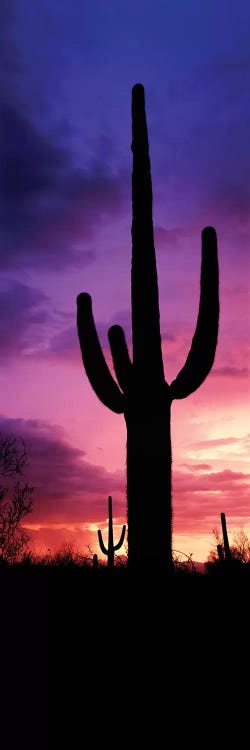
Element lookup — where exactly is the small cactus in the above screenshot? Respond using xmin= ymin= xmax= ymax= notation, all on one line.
xmin=220 ymin=512 xmax=231 ymax=561
xmin=98 ymin=496 xmax=126 ymax=568
xmin=93 ymin=553 xmax=98 ymax=569
xmin=217 ymin=543 xmax=224 ymax=562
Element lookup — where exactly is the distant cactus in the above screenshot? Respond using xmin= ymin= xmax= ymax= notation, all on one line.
xmin=93 ymin=553 xmax=98 ymax=570
xmin=220 ymin=512 xmax=231 ymax=561
xmin=77 ymin=84 xmax=219 ymax=572
xmin=98 ymin=496 xmax=126 ymax=568
xmin=217 ymin=544 xmax=224 ymax=562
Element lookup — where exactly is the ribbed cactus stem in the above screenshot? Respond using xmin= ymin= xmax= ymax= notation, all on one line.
xmin=98 ymin=496 xmax=126 ymax=568
xmin=221 ymin=512 xmax=231 ymax=561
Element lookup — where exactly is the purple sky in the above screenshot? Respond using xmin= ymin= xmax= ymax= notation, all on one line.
xmin=0 ymin=0 xmax=249 ymax=561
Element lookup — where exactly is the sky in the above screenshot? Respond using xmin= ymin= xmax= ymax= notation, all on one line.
xmin=0 ymin=0 xmax=249 ymax=562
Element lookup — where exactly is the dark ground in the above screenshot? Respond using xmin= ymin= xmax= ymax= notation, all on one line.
xmin=0 ymin=566 xmax=246 ymax=746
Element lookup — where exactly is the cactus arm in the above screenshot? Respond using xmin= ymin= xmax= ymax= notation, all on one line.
xmin=114 ymin=524 xmax=126 ymax=551
xmin=108 ymin=326 xmax=132 ymax=392
xmin=170 ymin=226 xmax=219 ymax=400
xmin=131 ymin=84 xmax=164 ymax=381
xmin=77 ymin=293 xmax=124 ymax=413
xmin=98 ymin=529 xmax=108 ymax=556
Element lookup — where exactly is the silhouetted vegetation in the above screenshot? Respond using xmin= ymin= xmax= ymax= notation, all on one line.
xmin=206 ymin=522 xmax=250 ymax=575
xmin=77 ymin=84 xmax=219 ymax=572
xmin=0 ymin=435 xmax=33 ymax=563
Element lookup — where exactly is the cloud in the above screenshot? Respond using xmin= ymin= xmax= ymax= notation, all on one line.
xmin=0 ymin=3 xmax=126 ymax=272
xmin=0 ymin=104 xmax=124 ymax=270
xmin=192 ymin=436 xmax=248 ymax=449
xmin=180 ymin=464 xmax=212 ymax=472
xmin=0 ymin=280 xmax=52 ymax=361
xmin=211 ymin=366 xmax=249 ymax=378
xmin=0 ymin=416 xmax=125 ymax=524
xmin=173 ymin=466 xmax=250 ymax=532
xmin=0 ymin=285 xmax=132 ymax=366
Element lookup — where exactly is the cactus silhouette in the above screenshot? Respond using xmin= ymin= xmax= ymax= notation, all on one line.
xmin=220 ymin=512 xmax=231 ymax=561
xmin=93 ymin=553 xmax=98 ymax=570
xmin=217 ymin=543 xmax=224 ymax=562
xmin=98 ymin=495 xmax=126 ymax=568
xmin=77 ymin=84 xmax=219 ymax=572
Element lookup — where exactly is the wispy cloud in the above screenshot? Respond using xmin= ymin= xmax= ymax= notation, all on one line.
xmin=192 ymin=435 xmax=249 ymax=449
xmin=211 ymin=366 xmax=249 ymax=378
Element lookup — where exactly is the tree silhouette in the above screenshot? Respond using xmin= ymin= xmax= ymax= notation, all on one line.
xmin=208 ymin=524 xmax=250 ymax=569
xmin=0 ymin=436 xmax=33 ymax=563
xmin=77 ymin=84 xmax=219 ymax=572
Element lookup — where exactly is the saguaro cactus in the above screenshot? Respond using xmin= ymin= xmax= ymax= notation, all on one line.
xmin=98 ymin=495 xmax=126 ymax=568
xmin=77 ymin=84 xmax=219 ymax=572
xmin=220 ymin=512 xmax=231 ymax=561
xmin=217 ymin=544 xmax=224 ymax=562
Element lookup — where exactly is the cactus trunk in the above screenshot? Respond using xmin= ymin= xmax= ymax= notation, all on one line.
xmin=126 ymin=85 xmax=172 ymax=570
xmin=126 ymin=404 xmax=172 ymax=569
xmin=108 ymin=494 xmax=114 ymax=568
xmin=217 ymin=544 xmax=224 ymax=562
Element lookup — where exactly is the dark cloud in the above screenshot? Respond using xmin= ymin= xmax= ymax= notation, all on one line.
xmin=0 ymin=104 xmax=124 ymax=270
xmin=0 ymin=1 xmax=22 ymax=80
xmin=0 ymin=8 xmax=124 ymax=270
xmin=211 ymin=366 xmax=249 ymax=378
xmin=0 ymin=284 xmax=133 ymax=366
xmin=0 ymin=280 xmax=51 ymax=361
xmin=0 ymin=416 xmax=125 ymax=523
